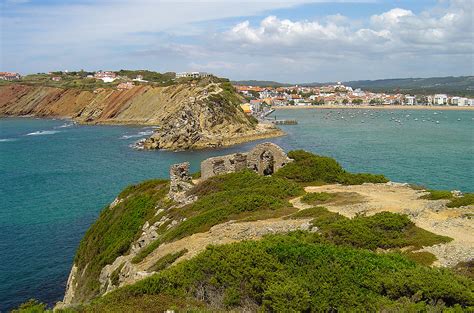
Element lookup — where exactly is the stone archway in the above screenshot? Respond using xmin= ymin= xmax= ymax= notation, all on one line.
xmin=247 ymin=142 xmax=292 ymax=175
xmin=260 ymin=150 xmax=275 ymax=176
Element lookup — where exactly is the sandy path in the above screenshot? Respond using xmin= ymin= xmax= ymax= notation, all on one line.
xmin=117 ymin=218 xmax=313 ymax=288
xmin=303 ymin=183 xmax=474 ymax=266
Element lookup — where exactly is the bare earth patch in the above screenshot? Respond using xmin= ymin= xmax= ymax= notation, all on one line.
xmin=302 ymin=182 xmax=474 ymax=266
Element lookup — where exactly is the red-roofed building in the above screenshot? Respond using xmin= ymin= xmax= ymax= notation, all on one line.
xmin=0 ymin=72 xmax=21 ymax=80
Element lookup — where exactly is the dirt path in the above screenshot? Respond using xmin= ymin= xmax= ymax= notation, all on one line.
xmin=117 ymin=218 xmax=313 ymax=288
xmin=303 ymin=183 xmax=474 ymax=266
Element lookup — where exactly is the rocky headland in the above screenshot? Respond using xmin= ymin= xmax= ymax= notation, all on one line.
xmin=48 ymin=144 xmax=473 ymax=312
xmin=0 ymin=79 xmax=283 ymax=150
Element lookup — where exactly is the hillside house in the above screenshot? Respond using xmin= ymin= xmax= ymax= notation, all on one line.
xmin=176 ymin=72 xmax=211 ymax=79
xmin=94 ymin=71 xmax=117 ymax=83
xmin=0 ymin=72 xmax=21 ymax=80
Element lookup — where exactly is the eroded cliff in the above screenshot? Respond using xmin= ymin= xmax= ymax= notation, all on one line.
xmin=0 ymin=80 xmax=283 ymax=150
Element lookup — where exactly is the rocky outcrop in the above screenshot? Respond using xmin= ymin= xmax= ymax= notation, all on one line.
xmin=0 ymin=81 xmax=284 ymax=150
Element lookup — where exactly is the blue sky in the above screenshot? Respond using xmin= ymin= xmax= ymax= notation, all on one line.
xmin=1 ymin=0 xmax=472 ymax=82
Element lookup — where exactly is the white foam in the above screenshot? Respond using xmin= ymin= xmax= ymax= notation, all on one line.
xmin=55 ymin=122 xmax=74 ymax=129
xmin=0 ymin=138 xmax=17 ymax=142
xmin=26 ymin=130 xmax=61 ymax=136
xmin=120 ymin=130 xmax=154 ymax=139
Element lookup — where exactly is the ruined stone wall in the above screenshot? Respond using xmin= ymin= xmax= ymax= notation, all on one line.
xmin=201 ymin=153 xmax=248 ymax=180
xmin=200 ymin=142 xmax=292 ymax=180
xmin=169 ymin=162 xmax=195 ymax=205
xmin=247 ymin=142 xmax=292 ymax=176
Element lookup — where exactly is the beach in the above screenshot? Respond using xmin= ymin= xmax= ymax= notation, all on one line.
xmin=273 ymin=105 xmax=474 ymax=111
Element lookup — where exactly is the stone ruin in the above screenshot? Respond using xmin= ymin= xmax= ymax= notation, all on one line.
xmin=168 ymin=143 xmax=291 ymax=203
xmin=168 ymin=162 xmax=196 ymax=205
xmin=201 ymin=142 xmax=292 ymax=180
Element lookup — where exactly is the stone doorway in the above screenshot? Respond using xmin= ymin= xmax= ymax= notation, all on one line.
xmin=260 ymin=150 xmax=275 ymax=176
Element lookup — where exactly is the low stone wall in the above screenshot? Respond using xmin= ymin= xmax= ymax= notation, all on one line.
xmin=200 ymin=142 xmax=292 ymax=180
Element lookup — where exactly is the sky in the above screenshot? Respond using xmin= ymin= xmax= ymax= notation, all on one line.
xmin=0 ymin=0 xmax=473 ymax=82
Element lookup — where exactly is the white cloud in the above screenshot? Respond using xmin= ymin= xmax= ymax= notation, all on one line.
xmin=224 ymin=0 xmax=473 ymax=58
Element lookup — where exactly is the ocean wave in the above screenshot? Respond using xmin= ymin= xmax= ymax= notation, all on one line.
xmin=0 ymin=138 xmax=17 ymax=142
xmin=120 ymin=130 xmax=154 ymax=139
xmin=55 ymin=122 xmax=75 ymax=129
xmin=26 ymin=130 xmax=61 ymax=136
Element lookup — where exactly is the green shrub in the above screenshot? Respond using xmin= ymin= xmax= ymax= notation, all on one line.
xmin=421 ymin=190 xmax=473 ymax=208
xmin=132 ymin=170 xmax=303 ymax=263
xmin=447 ymin=193 xmax=474 ymax=208
xmin=110 ymin=263 xmax=125 ymax=287
xmin=89 ymin=235 xmax=473 ymax=311
xmin=72 ymin=180 xmax=170 ymax=302
xmin=421 ymin=190 xmax=453 ymax=200
xmin=301 ymin=192 xmax=333 ymax=204
xmin=319 ymin=211 xmax=452 ymax=250
xmin=275 ymin=150 xmax=388 ymax=185
xmin=147 ymin=249 xmax=188 ymax=272
xmin=11 ymin=299 xmax=49 ymax=313
xmin=275 ymin=150 xmax=345 ymax=183
xmin=402 ymin=251 xmax=437 ymax=266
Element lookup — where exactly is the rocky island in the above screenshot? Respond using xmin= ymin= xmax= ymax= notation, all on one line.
xmin=0 ymin=75 xmax=283 ymax=150
xmin=13 ymin=143 xmax=472 ymax=312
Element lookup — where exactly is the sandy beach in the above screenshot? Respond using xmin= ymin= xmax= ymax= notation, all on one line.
xmin=273 ymin=105 xmax=474 ymax=111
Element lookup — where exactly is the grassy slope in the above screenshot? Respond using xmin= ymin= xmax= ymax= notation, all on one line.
xmin=421 ymin=190 xmax=474 ymax=208
xmin=72 ymin=179 xmax=170 ymax=302
xmin=76 ymin=234 xmax=472 ymax=312
xmin=21 ymin=150 xmax=471 ymax=311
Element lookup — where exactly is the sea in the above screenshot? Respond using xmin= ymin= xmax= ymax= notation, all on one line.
xmin=1 ymin=108 xmax=473 ymax=311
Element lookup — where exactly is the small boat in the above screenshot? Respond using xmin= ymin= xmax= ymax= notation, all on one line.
xmin=457 ymin=118 xmax=461 ymax=121
xmin=436 ymin=121 xmax=440 ymax=124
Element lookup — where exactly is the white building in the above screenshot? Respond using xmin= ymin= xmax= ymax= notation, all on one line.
xmin=94 ymin=71 xmax=117 ymax=83
xmin=404 ymin=95 xmax=416 ymax=105
xmin=450 ymin=97 xmax=469 ymax=106
xmin=176 ymin=72 xmax=211 ymax=79
xmin=0 ymin=72 xmax=21 ymax=80
xmin=433 ymin=94 xmax=448 ymax=105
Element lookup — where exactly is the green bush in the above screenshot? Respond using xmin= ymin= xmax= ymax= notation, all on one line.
xmin=147 ymin=249 xmax=188 ymax=272
xmin=72 ymin=180 xmax=170 ymax=302
xmin=318 ymin=211 xmax=452 ymax=250
xmin=132 ymin=170 xmax=303 ymax=263
xmin=89 ymin=235 xmax=473 ymax=311
xmin=447 ymin=193 xmax=474 ymax=208
xmin=11 ymin=299 xmax=49 ymax=313
xmin=301 ymin=192 xmax=333 ymax=204
xmin=421 ymin=190 xmax=453 ymax=200
xmin=275 ymin=150 xmax=388 ymax=185
xmin=421 ymin=190 xmax=474 ymax=208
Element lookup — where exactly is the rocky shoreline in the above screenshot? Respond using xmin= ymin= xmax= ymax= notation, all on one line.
xmin=0 ymin=81 xmax=281 ymax=151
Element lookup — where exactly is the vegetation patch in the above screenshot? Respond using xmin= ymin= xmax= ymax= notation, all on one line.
xmin=147 ymin=249 xmax=188 ymax=273
xmin=300 ymin=191 xmax=366 ymax=207
xmin=85 ymin=234 xmax=474 ymax=312
xmin=421 ymin=190 xmax=453 ymax=200
xmin=301 ymin=192 xmax=333 ymax=204
xmin=72 ymin=179 xmax=170 ymax=302
xmin=447 ymin=193 xmax=474 ymax=208
xmin=315 ymin=211 xmax=452 ymax=250
xmin=421 ymin=190 xmax=474 ymax=207
xmin=290 ymin=207 xmax=451 ymax=251
xmin=110 ymin=263 xmax=125 ymax=287
xmin=132 ymin=170 xmax=303 ymax=263
xmin=454 ymin=260 xmax=474 ymax=280
xmin=275 ymin=150 xmax=388 ymax=185
xmin=402 ymin=251 xmax=438 ymax=266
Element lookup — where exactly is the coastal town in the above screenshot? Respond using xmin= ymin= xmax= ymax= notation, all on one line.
xmin=235 ymin=83 xmax=474 ymax=115
xmin=1 ymin=71 xmax=473 ymax=113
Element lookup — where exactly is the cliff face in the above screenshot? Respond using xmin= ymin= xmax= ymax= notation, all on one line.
xmin=0 ymin=81 xmax=283 ymax=150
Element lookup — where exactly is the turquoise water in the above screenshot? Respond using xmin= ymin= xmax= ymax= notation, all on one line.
xmin=0 ymin=109 xmax=473 ymax=311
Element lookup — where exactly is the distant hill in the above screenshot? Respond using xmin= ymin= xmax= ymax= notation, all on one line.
xmin=233 ymin=76 xmax=474 ymax=96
